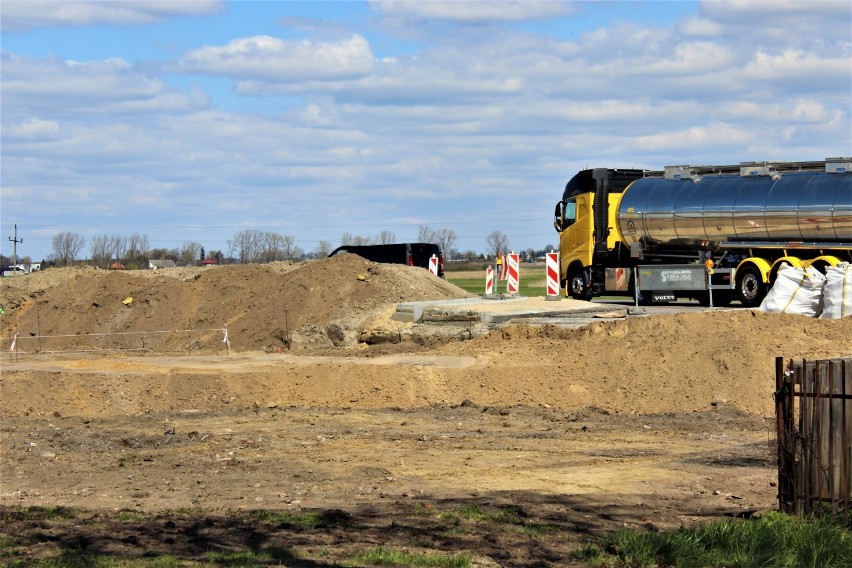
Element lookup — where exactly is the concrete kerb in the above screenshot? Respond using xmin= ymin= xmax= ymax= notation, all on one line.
xmin=392 ymin=297 xmax=627 ymax=324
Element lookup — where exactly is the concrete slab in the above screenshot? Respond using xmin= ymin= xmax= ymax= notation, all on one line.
xmin=393 ymin=296 xmax=627 ymax=323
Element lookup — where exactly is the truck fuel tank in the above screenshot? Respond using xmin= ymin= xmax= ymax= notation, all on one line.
xmin=616 ymin=169 xmax=852 ymax=249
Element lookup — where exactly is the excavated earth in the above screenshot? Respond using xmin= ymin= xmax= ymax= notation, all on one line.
xmin=1 ymin=255 xmax=850 ymax=566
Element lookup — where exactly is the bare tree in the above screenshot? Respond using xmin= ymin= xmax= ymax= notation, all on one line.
xmin=229 ymin=229 xmax=263 ymax=264
xmin=180 ymin=241 xmax=203 ymax=266
xmin=261 ymin=232 xmax=285 ymax=262
xmin=376 ymin=230 xmax=396 ymax=245
xmin=149 ymin=247 xmax=179 ymax=262
xmin=90 ymin=235 xmax=112 ymax=268
xmin=127 ymin=233 xmax=149 ymax=257
xmin=228 ymin=230 xmax=301 ymax=264
xmin=280 ymin=234 xmax=303 ymax=261
xmin=417 ymin=225 xmax=435 ymax=243
xmin=433 ymin=228 xmax=456 ymax=255
xmin=486 ymin=230 xmax=510 ymax=258
xmin=51 ymin=231 xmax=86 ymax=266
xmin=315 ymin=240 xmax=332 ymax=257
xmin=109 ymin=234 xmax=128 ymax=261
xmin=351 ymin=234 xmax=373 ymax=245
xmin=340 ymin=232 xmax=354 ymax=246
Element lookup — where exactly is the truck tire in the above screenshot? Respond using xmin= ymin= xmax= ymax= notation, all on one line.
xmin=736 ymin=266 xmax=766 ymax=308
xmin=567 ymin=268 xmax=593 ymax=301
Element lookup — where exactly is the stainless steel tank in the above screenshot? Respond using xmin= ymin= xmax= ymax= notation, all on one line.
xmin=616 ymin=171 xmax=852 ymax=248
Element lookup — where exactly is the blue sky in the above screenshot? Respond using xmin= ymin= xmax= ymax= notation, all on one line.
xmin=2 ymin=0 xmax=850 ymax=262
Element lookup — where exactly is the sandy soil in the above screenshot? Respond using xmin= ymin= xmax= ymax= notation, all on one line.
xmin=1 ymin=259 xmax=850 ymax=566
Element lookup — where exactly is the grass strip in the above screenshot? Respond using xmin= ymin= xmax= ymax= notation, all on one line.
xmin=575 ymin=511 xmax=852 ymax=568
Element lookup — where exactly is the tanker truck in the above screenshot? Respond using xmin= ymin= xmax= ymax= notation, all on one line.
xmin=553 ymin=157 xmax=852 ymax=307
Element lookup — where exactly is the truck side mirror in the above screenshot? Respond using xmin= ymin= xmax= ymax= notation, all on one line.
xmin=554 ymin=201 xmax=564 ymax=232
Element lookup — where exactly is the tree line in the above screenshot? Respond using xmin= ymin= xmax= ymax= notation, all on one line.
xmin=9 ymin=227 xmax=554 ymax=270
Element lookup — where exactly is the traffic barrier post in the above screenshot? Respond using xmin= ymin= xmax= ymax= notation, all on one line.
xmin=485 ymin=265 xmax=494 ymax=296
xmin=428 ymin=255 xmax=439 ymax=276
xmin=546 ymin=251 xmax=560 ymax=300
xmin=506 ymin=252 xmax=519 ymax=295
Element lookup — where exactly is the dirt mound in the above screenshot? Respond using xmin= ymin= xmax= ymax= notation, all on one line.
xmin=2 ymin=261 xmax=850 ymax=417
xmin=434 ymin=310 xmax=852 ymax=415
xmin=0 ymin=256 xmax=473 ymax=352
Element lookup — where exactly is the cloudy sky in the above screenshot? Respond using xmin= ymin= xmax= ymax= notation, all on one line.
xmin=2 ymin=0 xmax=850 ymax=262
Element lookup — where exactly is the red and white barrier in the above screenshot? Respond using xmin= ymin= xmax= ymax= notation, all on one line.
xmin=506 ymin=252 xmax=519 ymax=294
xmin=428 ymin=255 xmax=439 ymax=276
xmin=485 ymin=266 xmax=494 ymax=295
xmin=546 ymin=251 xmax=560 ymax=299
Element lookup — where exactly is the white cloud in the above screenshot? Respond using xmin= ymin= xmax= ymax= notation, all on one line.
xmin=744 ymin=50 xmax=851 ymax=82
xmin=635 ymin=123 xmax=754 ymax=152
xmin=715 ymin=99 xmax=835 ymax=124
xmin=1 ymin=53 xmax=209 ymax=118
xmin=677 ymin=16 xmax=724 ymax=38
xmin=173 ymin=34 xmax=376 ymax=81
xmin=2 ymin=1 xmax=850 ymax=260
xmin=699 ymin=0 xmax=850 ymax=23
xmin=1 ymin=0 xmax=223 ymax=33
xmin=3 ymin=118 xmax=61 ymax=140
xmin=369 ymin=0 xmax=577 ymax=23
xmin=697 ymin=0 xmax=851 ymax=51
xmin=638 ymin=41 xmax=737 ymax=75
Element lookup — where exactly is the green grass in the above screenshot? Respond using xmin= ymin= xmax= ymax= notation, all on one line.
xmin=437 ymin=503 xmax=556 ymax=538
xmin=0 ymin=551 xmax=185 ymax=567
xmin=446 ymin=264 xmax=548 ymax=297
xmin=353 ymin=547 xmax=471 ymax=567
xmin=5 ymin=505 xmax=849 ymax=567
xmin=116 ymin=510 xmax=146 ymax=523
xmin=576 ymin=511 xmax=852 ymax=568
xmin=1 ymin=506 xmax=79 ymax=522
xmin=440 ymin=503 xmax=523 ymax=523
xmin=206 ymin=547 xmax=300 ymax=565
xmin=250 ymin=508 xmax=352 ymax=529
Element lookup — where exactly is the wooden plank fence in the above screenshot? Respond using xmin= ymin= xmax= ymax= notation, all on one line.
xmin=776 ymin=356 xmax=852 ymax=515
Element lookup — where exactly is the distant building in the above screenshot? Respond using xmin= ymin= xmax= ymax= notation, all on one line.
xmin=149 ymin=260 xmax=177 ymax=269
xmin=200 ymin=259 xmax=218 ymax=266
xmin=1 ymin=263 xmax=40 ymax=276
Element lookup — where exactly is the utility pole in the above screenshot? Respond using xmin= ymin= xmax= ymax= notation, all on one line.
xmin=8 ymin=224 xmax=22 ymax=275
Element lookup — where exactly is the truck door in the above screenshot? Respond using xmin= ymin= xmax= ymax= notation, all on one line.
xmin=558 ymin=195 xmax=595 ymax=267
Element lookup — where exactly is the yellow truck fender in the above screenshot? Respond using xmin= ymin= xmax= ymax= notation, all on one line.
xmin=769 ymin=256 xmax=804 ymax=285
xmin=736 ymin=257 xmax=772 ymax=284
xmin=805 ymin=255 xmax=843 ymax=274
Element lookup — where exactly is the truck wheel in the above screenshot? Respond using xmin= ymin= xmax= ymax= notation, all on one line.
xmin=736 ymin=266 xmax=766 ymax=308
xmin=567 ymin=268 xmax=593 ymax=301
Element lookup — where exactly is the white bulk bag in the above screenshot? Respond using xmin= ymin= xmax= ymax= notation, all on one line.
xmin=759 ymin=265 xmax=825 ymax=317
xmin=819 ymin=263 xmax=852 ymax=319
